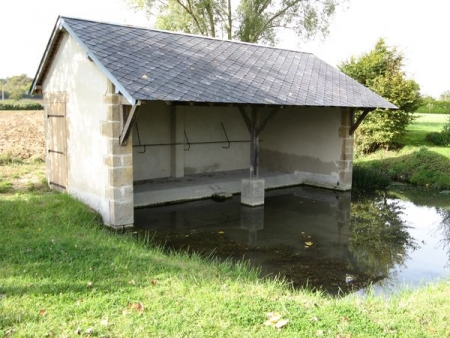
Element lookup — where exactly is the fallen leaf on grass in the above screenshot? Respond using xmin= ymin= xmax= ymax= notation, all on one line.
xmin=264 ymin=312 xmax=289 ymax=329
xmin=128 ymin=302 xmax=145 ymax=314
xmin=264 ymin=312 xmax=282 ymax=325
xmin=274 ymin=319 xmax=289 ymax=329
xmin=39 ymin=309 xmax=47 ymax=316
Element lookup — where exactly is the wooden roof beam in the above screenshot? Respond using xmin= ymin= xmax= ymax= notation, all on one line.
xmin=349 ymin=108 xmax=374 ymax=135
xmin=119 ymin=101 xmax=141 ymax=145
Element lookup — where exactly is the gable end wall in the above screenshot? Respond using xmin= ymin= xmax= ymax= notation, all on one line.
xmin=42 ymin=32 xmax=115 ymax=224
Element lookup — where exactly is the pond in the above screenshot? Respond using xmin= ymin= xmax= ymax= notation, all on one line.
xmin=134 ymin=186 xmax=450 ymax=296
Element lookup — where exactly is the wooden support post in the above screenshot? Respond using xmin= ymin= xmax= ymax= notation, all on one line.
xmin=239 ymin=106 xmax=282 ymax=207
xmin=250 ymin=107 xmax=260 ymax=179
xmin=239 ymin=106 xmax=280 ymax=179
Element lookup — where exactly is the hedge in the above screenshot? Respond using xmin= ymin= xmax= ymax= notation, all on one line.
xmin=0 ymin=100 xmax=43 ymax=111
xmin=416 ymin=101 xmax=450 ymax=114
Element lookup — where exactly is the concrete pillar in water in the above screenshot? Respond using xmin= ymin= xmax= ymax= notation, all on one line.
xmin=240 ymin=205 xmax=264 ymax=245
xmin=239 ymin=106 xmax=268 ymax=206
xmin=241 ymin=179 xmax=265 ymax=206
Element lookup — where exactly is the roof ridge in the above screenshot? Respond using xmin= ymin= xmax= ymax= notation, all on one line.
xmin=31 ymin=15 xmax=397 ymax=110
xmin=60 ymin=16 xmax=313 ymax=56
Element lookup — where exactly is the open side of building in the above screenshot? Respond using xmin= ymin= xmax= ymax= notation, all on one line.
xmin=31 ymin=16 xmax=396 ymax=228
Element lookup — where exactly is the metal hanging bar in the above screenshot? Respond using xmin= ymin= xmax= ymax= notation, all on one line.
xmin=132 ymin=123 xmax=258 ymax=152
xmin=183 ymin=130 xmax=191 ymax=151
xmin=221 ymin=122 xmax=231 ymax=149
xmin=134 ymin=123 xmax=147 ymax=154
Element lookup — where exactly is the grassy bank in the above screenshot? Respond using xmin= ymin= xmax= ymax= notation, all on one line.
xmin=354 ymin=113 xmax=450 ymax=190
xmin=2 ymin=163 xmax=450 ymax=336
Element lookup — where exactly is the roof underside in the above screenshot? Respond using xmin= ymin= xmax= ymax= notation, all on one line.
xmin=33 ymin=16 xmax=397 ymax=109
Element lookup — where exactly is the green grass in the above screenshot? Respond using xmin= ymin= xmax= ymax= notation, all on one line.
xmin=2 ymin=115 xmax=450 ymax=336
xmin=2 ymin=162 xmax=450 ymax=336
xmin=355 ymin=113 xmax=450 ymax=190
xmin=401 ymin=113 xmax=449 ymax=147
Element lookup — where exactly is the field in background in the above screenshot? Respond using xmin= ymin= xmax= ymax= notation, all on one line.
xmin=401 ymin=113 xmax=450 ymax=149
xmin=0 ymin=110 xmax=45 ymax=160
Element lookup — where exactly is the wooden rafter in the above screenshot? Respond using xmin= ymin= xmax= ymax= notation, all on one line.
xmin=349 ymin=109 xmax=373 ymax=135
xmin=119 ymin=102 xmax=141 ymax=145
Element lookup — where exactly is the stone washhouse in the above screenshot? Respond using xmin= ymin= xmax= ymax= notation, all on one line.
xmin=30 ymin=16 xmax=396 ymax=228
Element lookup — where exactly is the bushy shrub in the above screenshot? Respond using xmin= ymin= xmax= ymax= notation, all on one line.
xmin=442 ymin=115 xmax=450 ymax=140
xmin=340 ymin=39 xmax=421 ymax=154
xmin=425 ymin=132 xmax=449 ymax=146
xmin=352 ymin=164 xmax=390 ymax=190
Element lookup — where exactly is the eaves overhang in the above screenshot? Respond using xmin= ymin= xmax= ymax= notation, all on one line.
xmin=30 ymin=16 xmax=138 ymax=106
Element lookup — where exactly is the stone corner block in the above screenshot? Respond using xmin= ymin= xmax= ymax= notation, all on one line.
xmin=109 ymin=166 xmax=133 ymax=186
xmin=101 ymin=120 xmax=121 ymax=138
xmin=109 ymin=200 xmax=134 ymax=226
xmin=241 ymin=179 xmax=265 ymax=207
xmin=103 ymin=94 xmax=121 ymax=105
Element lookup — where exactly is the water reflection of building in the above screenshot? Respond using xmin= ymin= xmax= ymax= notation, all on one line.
xmin=135 ymin=186 xmax=388 ymax=294
xmin=240 ymin=206 xmax=264 ymax=245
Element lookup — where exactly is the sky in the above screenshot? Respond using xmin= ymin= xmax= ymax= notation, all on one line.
xmin=0 ymin=0 xmax=449 ymax=98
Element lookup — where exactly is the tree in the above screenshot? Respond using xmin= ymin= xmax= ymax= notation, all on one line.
xmin=339 ymin=39 xmax=421 ymax=154
xmin=128 ymin=0 xmax=340 ymax=45
xmin=440 ymin=90 xmax=450 ymax=101
xmin=2 ymin=74 xmax=33 ymax=101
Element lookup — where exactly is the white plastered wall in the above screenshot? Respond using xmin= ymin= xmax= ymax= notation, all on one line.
xmin=132 ymin=104 xmax=250 ymax=181
xmin=260 ymin=106 xmax=347 ymax=190
xmin=43 ymin=32 xmax=112 ymax=222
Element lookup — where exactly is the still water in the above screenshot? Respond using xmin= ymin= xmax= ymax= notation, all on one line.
xmin=135 ymin=186 xmax=450 ymax=295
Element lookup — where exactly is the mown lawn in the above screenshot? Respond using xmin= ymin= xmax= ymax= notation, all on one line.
xmin=2 ymin=162 xmax=450 ymax=337
xmin=401 ymin=113 xmax=449 ymax=147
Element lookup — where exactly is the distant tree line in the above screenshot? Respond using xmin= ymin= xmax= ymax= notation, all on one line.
xmin=416 ymin=93 xmax=450 ymax=114
xmin=0 ymin=74 xmax=41 ymax=101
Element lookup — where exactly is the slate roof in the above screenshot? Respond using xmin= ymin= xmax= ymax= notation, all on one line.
xmin=32 ymin=16 xmax=396 ymax=109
